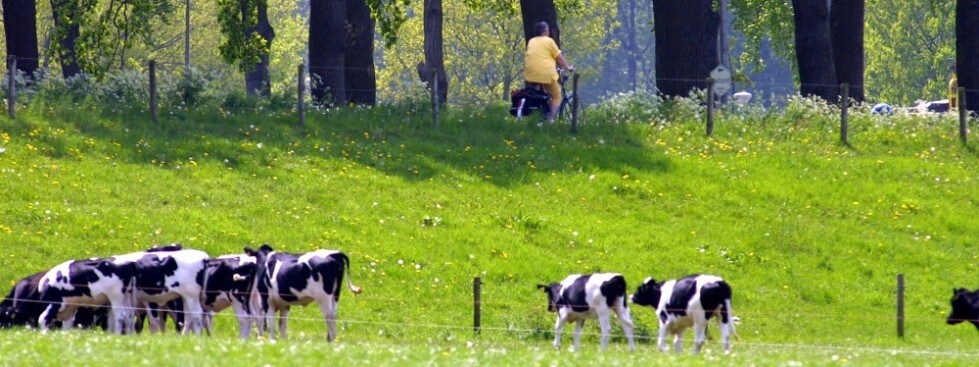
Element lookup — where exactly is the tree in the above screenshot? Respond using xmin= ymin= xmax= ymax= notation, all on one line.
xmin=653 ymin=0 xmax=718 ymax=98
xmin=345 ymin=0 xmax=377 ymax=106
xmin=519 ymin=0 xmax=559 ymax=46
xmin=309 ymin=0 xmax=346 ymax=105
xmin=49 ymin=0 xmax=82 ymax=78
xmin=218 ymin=0 xmax=276 ymax=96
xmin=417 ymin=0 xmax=448 ymax=106
xmin=957 ymin=0 xmax=979 ymax=112
xmin=2 ymin=0 xmax=40 ymax=81
xmin=831 ymin=0 xmax=864 ymax=103
xmin=791 ymin=0 xmax=837 ymax=102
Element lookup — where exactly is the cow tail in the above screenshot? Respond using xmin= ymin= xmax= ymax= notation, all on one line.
xmin=723 ymin=298 xmax=739 ymax=341
xmin=200 ymin=261 xmax=212 ymax=336
xmin=340 ymin=253 xmax=363 ymax=294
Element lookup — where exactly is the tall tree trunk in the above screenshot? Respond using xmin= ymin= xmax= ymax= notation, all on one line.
xmin=792 ymin=0 xmax=837 ymax=102
xmin=417 ymin=0 xmax=447 ymax=106
xmin=653 ymin=0 xmax=718 ymax=98
xmin=244 ymin=1 xmax=274 ymax=96
xmin=345 ymin=0 xmax=376 ymax=106
xmin=310 ymin=0 xmax=346 ymax=105
xmin=50 ymin=0 xmax=81 ymax=78
xmin=519 ymin=0 xmax=560 ymax=47
xmin=2 ymin=0 xmax=40 ymax=82
xmin=957 ymin=0 xmax=979 ymax=113
xmin=831 ymin=0 xmax=864 ymax=103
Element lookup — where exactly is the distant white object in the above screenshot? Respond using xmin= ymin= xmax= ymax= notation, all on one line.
xmin=710 ymin=65 xmax=732 ymax=97
xmin=871 ymin=103 xmax=893 ymax=115
xmin=732 ymin=91 xmax=752 ymax=104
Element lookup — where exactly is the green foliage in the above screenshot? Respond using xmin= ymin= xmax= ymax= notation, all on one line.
xmin=217 ymin=0 xmax=272 ymax=72
xmin=367 ymin=0 xmax=413 ymax=47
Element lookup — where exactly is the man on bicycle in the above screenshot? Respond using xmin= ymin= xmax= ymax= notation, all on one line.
xmin=524 ymin=21 xmax=574 ymax=123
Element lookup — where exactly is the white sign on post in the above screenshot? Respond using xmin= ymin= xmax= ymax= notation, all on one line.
xmin=710 ymin=65 xmax=732 ymax=97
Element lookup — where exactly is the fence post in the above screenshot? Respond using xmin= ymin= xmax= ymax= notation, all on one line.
xmin=298 ymin=64 xmax=306 ymax=127
xmin=432 ymin=68 xmax=440 ymax=129
xmin=6 ymin=56 xmax=15 ymax=119
xmin=959 ymin=87 xmax=967 ymax=144
xmin=706 ymin=78 xmax=714 ymax=137
xmin=570 ymin=72 xmax=579 ymax=134
xmin=841 ymin=83 xmax=849 ymax=145
xmin=897 ymin=274 xmax=905 ymax=338
xmin=149 ymin=60 xmax=158 ymax=123
xmin=473 ymin=276 xmax=482 ymax=335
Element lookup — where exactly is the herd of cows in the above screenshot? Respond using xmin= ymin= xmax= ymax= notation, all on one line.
xmin=1 ymin=243 xmax=977 ymax=353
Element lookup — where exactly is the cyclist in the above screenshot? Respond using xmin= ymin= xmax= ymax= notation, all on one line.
xmin=524 ymin=21 xmax=574 ymax=123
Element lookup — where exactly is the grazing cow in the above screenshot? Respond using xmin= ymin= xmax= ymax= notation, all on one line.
xmin=36 ymin=259 xmax=137 ymax=334
xmin=537 ymin=273 xmax=636 ymax=352
xmin=111 ymin=247 xmax=210 ymax=334
xmin=631 ymin=274 xmax=735 ymax=354
xmin=1 ymin=271 xmax=48 ymax=328
xmin=947 ymin=288 xmax=979 ymax=330
xmin=199 ymin=253 xmax=260 ymax=338
xmin=251 ymin=244 xmax=362 ymax=342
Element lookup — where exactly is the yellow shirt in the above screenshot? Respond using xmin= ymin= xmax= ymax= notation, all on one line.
xmin=524 ymin=36 xmax=561 ymax=84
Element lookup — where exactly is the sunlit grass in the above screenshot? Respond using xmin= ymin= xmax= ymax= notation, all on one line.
xmin=0 ymin=97 xmax=977 ymax=365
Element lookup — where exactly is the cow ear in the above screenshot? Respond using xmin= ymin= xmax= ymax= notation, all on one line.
xmin=259 ymin=244 xmax=274 ymax=252
xmin=536 ymin=284 xmax=548 ymax=292
xmin=244 ymin=247 xmax=255 ymax=256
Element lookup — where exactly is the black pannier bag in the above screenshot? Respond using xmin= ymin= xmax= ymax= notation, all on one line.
xmin=509 ymin=88 xmax=550 ymax=117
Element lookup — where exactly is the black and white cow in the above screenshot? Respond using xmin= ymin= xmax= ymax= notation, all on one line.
xmin=1 ymin=271 xmax=49 ymax=328
xmin=200 ymin=253 xmax=260 ymax=338
xmin=631 ymin=274 xmax=735 ymax=354
xmin=947 ymin=288 xmax=979 ymax=330
xmin=537 ymin=273 xmax=636 ymax=351
xmin=111 ymin=247 xmax=210 ymax=334
xmin=36 ymin=258 xmax=137 ymax=334
xmin=251 ymin=244 xmax=362 ymax=342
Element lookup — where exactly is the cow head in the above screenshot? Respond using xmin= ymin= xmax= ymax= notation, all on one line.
xmin=631 ymin=277 xmax=663 ymax=307
xmin=947 ymin=288 xmax=979 ymax=328
xmin=0 ymin=305 xmax=13 ymax=328
xmin=537 ymin=283 xmax=562 ymax=312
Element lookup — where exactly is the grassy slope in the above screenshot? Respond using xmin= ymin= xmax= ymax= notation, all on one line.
xmin=0 ymin=104 xmax=977 ymax=365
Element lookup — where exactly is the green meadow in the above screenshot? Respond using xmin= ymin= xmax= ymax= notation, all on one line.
xmin=0 ymin=97 xmax=977 ymax=366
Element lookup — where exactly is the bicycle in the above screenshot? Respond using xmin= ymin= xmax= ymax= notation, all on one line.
xmin=554 ymin=68 xmax=576 ymax=123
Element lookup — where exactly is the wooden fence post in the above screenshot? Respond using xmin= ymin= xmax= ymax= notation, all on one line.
xmin=6 ymin=56 xmax=15 ymax=119
xmin=570 ymin=72 xmax=579 ymax=134
xmin=897 ymin=274 xmax=905 ymax=338
xmin=841 ymin=83 xmax=849 ymax=145
xmin=298 ymin=64 xmax=306 ymax=127
xmin=473 ymin=277 xmax=482 ymax=335
xmin=149 ymin=60 xmax=158 ymax=123
xmin=959 ymin=87 xmax=967 ymax=144
xmin=706 ymin=78 xmax=715 ymax=137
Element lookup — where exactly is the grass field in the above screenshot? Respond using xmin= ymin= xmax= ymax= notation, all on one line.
xmin=0 ymin=99 xmax=977 ymax=366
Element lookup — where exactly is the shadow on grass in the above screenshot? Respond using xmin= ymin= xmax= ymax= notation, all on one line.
xmin=12 ymin=103 xmax=673 ymax=188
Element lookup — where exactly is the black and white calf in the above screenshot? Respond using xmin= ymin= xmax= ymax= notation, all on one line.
xmin=947 ymin=288 xmax=979 ymax=330
xmin=252 ymin=244 xmax=362 ymax=342
xmin=631 ymin=274 xmax=735 ymax=354
xmin=111 ymin=248 xmax=210 ymax=334
xmin=1 ymin=271 xmax=50 ymax=328
xmin=36 ymin=259 xmax=137 ymax=334
xmin=200 ymin=253 xmax=260 ymax=338
xmin=537 ymin=273 xmax=636 ymax=351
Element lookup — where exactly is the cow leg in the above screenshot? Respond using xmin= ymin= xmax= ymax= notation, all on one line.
xmin=264 ymin=306 xmax=277 ymax=340
xmin=572 ymin=319 xmax=585 ymax=351
xmin=673 ymin=329 xmax=686 ymax=354
xmin=38 ymin=303 xmax=61 ymax=332
xmin=720 ymin=320 xmax=731 ymax=354
xmin=693 ymin=321 xmax=708 ymax=354
xmin=232 ymin=303 xmax=252 ymax=339
xmin=278 ymin=308 xmax=290 ymax=340
xmin=552 ymin=315 xmax=568 ymax=350
xmin=614 ymin=305 xmax=636 ymax=352
xmin=181 ymin=297 xmax=205 ymax=335
xmin=318 ymin=299 xmax=339 ymax=342
xmin=107 ymin=299 xmax=131 ymax=335
xmin=598 ymin=312 xmax=612 ymax=351
xmin=657 ymin=322 xmax=670 ymax=353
